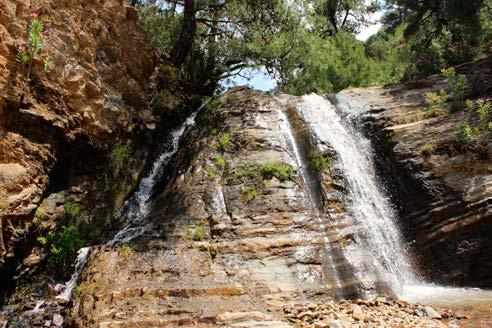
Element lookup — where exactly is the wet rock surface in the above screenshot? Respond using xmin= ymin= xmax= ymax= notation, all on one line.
xmin=67 ymin=89 xmax=344 ymax=327
xmin=339 ymin=57 xmax=491 ymax=287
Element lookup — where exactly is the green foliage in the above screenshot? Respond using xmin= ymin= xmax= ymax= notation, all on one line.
xmin=476 ymin=101 xmax=491 ymax=131
xmin=16 ymin=14 xmax=51 ymax=82
xmin=442 ymin=68 xmax=467 ymax=103
xmin=211 ymin=154 xmax=225 ymax=169
xmin=158 ymin=65 xmax=177 ymax=88
xmin=153 ymin=90 xmax=166 ymax=105
xmin=261 ymin=162 xmax=293 ymax=182
xmin=424 ymin=89 xmax=447 ymax=108
xmin=420 ymin=143 xmax=438 ymax=156
xmin=34 ymin=206 xmax=45 ymax=219
xmin=309 ymin=151 xmax=332 ymax=172
xmin=241 ymin=186 xmax=257 ymax=203
xmin=218 ymin=132 xmax=231 ymax=152
xmin=74 ymin=282 xmax=96 ymax=298
xmin=207 ymin=168 xmax=217 ymax=180
xmin=43 ymin=224 xmax=86 ymax=274
xmin=235 ymin=163 xmax=259 ymax=179
xmin=465 ymin=99 xmax=475 ymax=110
xmin=118 ymin=245 xmax=133 ymax=260
xmin=37 ymin=236 xmax=47 ymax=245
xmin=192 ymin=226 xmax=205 ymax=241
xmin=454 ymin=120 xmax=480 ymax=145
xmin=110 ymin=141 xmax=131 ymax=176
xmin=198 ymin=97 xmax=220 ymax=125
xmin=64 ymin=200 xmax=85 ymax=218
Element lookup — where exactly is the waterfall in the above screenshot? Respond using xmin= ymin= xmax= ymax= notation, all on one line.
xmin=108 ymin=109 xmax=200 ymax=245
xmin=297 ymin=94 xmax=418 ymax=295
xmin=55 ymin=106 xmax=202 ymax=301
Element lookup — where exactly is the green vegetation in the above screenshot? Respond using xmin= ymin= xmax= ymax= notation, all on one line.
xmin=424 ymin=90 xmax=447 ymax=109
xmin=217 ymin=132 xmax=231 ymax=152
xmin=442 ymin=68 xmax=467 ymax=104
xmin=309 ymin=151 xmax=332 ymax=172
xmin=211 ymin=154 xmax=225 ymax=169
xmin=241 ymin=186 xmax=257 ymax=203
xmin=261 ymin=162 xmax=293 ymax=182
xmin=192 ymin=226 xmax=205 ymax=241
xmin=207 ymin=168 xmax=217 ymax=180
xmin=453 ymin=99 xmax=490 ymax=148
xmin=74 ymin=282 xmax=97 ymax=298
xmin=235 ymin=162 xmax=294 ymax=183
xmin=235 ymin=163 xmax=259 ymax=179
xmin=420 ymin=143 xmax=438 ymax=157
xmin=454 ymin=120 xmax=480 ymax=145
xmin=133 ymin=0 xmax=488 ymax=98
xmin=110 ymin=141 xmax=131 ymax=176
xmin=16 ymin=12 xmax=52 ymax=83
xmin=64 ymin=201 xmax=89 ymax=221
xmin=34 ymin=206 xmax=45 ymax=219
xmin=38 ymin=224 xmax=86 ymax=276
xmin=118 ymin=245 xmax=133 ymax=260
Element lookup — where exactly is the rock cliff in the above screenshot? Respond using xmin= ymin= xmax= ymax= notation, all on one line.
xmin=0 ymin=0 xmax=196 ymax=310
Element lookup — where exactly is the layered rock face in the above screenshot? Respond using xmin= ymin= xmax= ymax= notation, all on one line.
xmin=67 ymin=89 xmax=370 ymax=327
xmin=0 ymin=0 xmax=158 ymax=297
xmin=340 ymin=58 xmax=491 ymax=287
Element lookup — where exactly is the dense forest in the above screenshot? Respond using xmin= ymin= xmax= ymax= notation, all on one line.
xmin=133 ymin=0 xmax=491 ymax=96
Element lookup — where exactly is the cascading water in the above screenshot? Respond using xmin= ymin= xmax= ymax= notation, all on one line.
xmin=297 ymin=93 xmax=418 ymax=295
xmin=296 ymin=93 xmax=492 ymax=305
xmin=55 ymin=106 xmax=202 ymax=301
xmin=107 ymin=110 xmax=200 ymax=245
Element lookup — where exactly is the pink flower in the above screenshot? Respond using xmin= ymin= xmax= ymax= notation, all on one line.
xmin=40 ymin=32 xmax=48 ymax=40
xmin=30 ymin=11 xmax=39 ymax=17
xmin=17 ymin=44 xmax=27 ymax=52
xmin=477 ymin=99 xmax=486 ymax=105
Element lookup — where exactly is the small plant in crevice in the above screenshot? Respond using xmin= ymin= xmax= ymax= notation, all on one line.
xmin=235 ymin=163 xmax=258 ymax=179
xmin=260 ymin=162 xmax=293 ymax=182
xmin=241 ymin=186 xmax=257 ymax=203
xmin=16 ymin=12 xmax=52 ymax=84
xmin=118 ymin=244 xmax=133 ymax=260
xmin=207 ymin=167 xmax=217 ymax=180
xmin=420 ymin=143 xmax=438 ymax=157
xmin=34 ymin=206 xmax=45 ymax=219
xmin=442 ymin=67 xmax=467 ymax=105
xmin=424 ymin=89 xmax=446 ymax=109
xmin=39 ymin=224 xmax=86 ymax=277
xmin=454 ymin=120 xmax=480 ymax=145
xmin=110 ymin=141 xmax=131 ymax=176
xmin=452 ymin=99 xmax=490 ymax=151
xmin=64 ymin=201 xmax=89 ymax=221
xmin=308 ymin=151 xmax=332 ymax=172
xmin=192 ymin=226 xmax=205 ymax=241
xmin=211 ymin=154 xmax=225 ymax=169
xmin=74 ymin=281 xmax=97 ymax=298
xmin=217 ymin=132 xmax=231 ymax=152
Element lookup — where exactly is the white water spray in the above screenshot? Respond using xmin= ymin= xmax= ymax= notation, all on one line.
xmin=297 ymin=94 xmax=418 ymax=295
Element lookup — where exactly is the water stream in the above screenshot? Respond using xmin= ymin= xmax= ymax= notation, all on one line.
xmin=55 ymin=106 xmax=202 ymax=301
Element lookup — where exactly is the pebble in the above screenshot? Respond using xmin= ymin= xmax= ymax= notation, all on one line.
xmin=283 ymin=298 xmax=464 ymax=328
xmin=424 ymin=306 xmax=442 ymax=319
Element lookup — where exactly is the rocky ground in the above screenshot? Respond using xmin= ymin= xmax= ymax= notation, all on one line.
xmin=284 ymin=299 xmax=475 ymax=328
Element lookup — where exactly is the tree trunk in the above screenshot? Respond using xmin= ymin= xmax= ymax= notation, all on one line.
xmin=170 ymin=0 xmax=196 ymax=68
